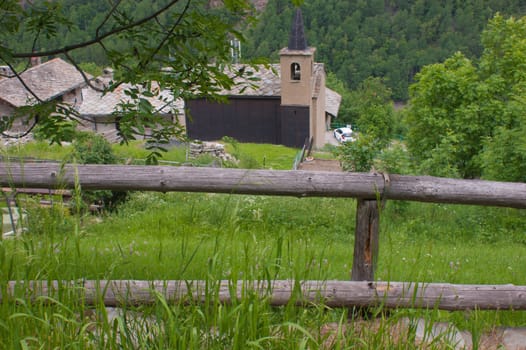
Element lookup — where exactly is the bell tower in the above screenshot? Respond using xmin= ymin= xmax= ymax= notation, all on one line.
xmin=279 ymin=8 xmax=320 ymax=148
xmin=280 ymin=8 xmax=315 ymax=106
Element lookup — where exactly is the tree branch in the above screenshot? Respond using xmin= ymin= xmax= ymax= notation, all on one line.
xmin=1 ymin=117 xmax=38 ymax=139
xmin=96 ymin=0 xmax=124 ymax=39
xmin=63 ymin=52 xmax=105 ymax=93
xmin=139 ymin=0 xmax=192 ymax=70
xmin=12 ymin=0 xmax=183 ymax=58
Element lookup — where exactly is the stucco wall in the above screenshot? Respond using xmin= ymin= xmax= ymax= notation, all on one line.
xmin=279 ymin=48 xmax=315 ymax=107
xmin=312 ymin=72 xmax=327 ymax=149
xmin=0 ymin=101 xmax=13 ymax=118
xmin=61 ymin=88 xmax=83 ymax=106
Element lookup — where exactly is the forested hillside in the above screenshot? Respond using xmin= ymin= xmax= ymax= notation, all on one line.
xmin=243 ymin=0 xmax=526 ymax=100
xmin=7 ymin=0 xmax=241 ymax=68
xmin=7 ymin=0 xmax=526 ymax=101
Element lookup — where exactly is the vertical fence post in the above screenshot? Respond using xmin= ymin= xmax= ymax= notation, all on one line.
xmin=351 ymin=199 xmax=380 ymax=281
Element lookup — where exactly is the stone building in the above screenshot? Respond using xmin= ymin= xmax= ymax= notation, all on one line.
xmin=185 ymin=8 xmax=340 ymax=148
xmin=0 ymin=58 xmax=89 ymax=134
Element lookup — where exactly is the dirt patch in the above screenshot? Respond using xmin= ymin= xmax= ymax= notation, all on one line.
xmin=297 ymin=159 xmax=343 ymax=172
xmin=317 ymin=319 xmax=522 ymax=350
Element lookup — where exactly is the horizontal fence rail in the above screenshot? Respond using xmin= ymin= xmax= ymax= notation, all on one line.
xmin=0 ymin=163 xmax=525 ymax=208
xmin=1 ymin=162 xmax=526 ymax=311
xmin=3 ymin=280 xmax=526 ymax=311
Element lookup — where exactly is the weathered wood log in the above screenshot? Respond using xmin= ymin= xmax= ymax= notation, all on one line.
xmin=0 ymin=163 xmax=525 ymax=208
xmin=351 ymin=200 xmax=380 ymax=281
xmin=4 ymin=280 xmax=526 ymax=311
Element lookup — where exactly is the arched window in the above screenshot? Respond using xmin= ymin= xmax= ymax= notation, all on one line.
xmin=291 ymin=62 xmax=301 ymax=80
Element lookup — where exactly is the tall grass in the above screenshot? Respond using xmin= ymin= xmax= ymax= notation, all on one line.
xmin=1 ymin=190 xmax=525 ymax=348
xmin=1 ymin=140 xmax=525 ymax=348
xmin=0 ymin=140 xmax=73 ymax=161
xmin=11 ymin=193 xmax=522 ymax=284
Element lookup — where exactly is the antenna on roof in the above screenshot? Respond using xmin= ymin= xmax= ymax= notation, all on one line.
xmin=230 ymin=39 xmax=241 ymax=64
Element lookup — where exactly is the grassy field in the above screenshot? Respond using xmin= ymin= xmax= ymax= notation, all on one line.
xmin=0 ymin=140 xmax=525 ymax=348
xmin=1 ymin=139 xmax=300 ymax=169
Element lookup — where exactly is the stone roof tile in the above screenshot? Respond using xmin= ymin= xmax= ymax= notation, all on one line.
xmin=219 ymin=64 xmax=282 ymax=96
xmin=80 ymin=79 xmax=182 ymax=117
xmin=325 ymin=88 xmax=342 ymax=117
xmin=0 ymin=58 xmax=90 ymax=107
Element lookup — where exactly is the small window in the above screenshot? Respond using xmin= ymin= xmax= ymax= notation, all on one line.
xmin=291 ymin=63 xmax=301 ymax=80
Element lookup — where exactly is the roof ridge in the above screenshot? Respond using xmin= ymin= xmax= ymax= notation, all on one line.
xmin=23 ymin=57 xmax=63 ymax=74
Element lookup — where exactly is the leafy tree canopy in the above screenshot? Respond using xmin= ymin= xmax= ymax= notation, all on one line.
xmin=334 ymin=77 xmax=395 ymax=173
xmin=347 ymin=77 xmax=394 ymax=144
xmin=406 ymin=14 xmax=526 ymax=181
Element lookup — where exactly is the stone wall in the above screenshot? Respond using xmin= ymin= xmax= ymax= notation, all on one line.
xmin=188 ymin=142 xmax=236 ymax=163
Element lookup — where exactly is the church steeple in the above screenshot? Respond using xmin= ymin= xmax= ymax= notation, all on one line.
xmin=288 ymin=8 xmax=308 ymax=51
xmin=279 ymin=6 xmax=327 ymax=149
xmin=280 ymin=7 xmax=315 ymax=106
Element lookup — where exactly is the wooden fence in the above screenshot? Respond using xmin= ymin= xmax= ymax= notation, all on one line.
xmin=292 ymin=136 xmax=313 ymax=170
xmin=1 ymin=162 xmax=526 ymax=310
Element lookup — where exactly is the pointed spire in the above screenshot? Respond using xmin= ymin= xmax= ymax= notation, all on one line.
xmin=288 ymin=8 xmax=308 ymax=51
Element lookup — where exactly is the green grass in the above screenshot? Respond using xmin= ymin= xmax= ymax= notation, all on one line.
xmin=223 ymin=142 xmax=299 ymax=170
xmin=0 ymin=139 xmax=525 ymax=348
xmin=0 ymin=140 xmax=74 ymax=161
xmin=1 ymin=138 xmax=301 ymax=168
xmin=1 ymin=193 xmax=525 ymax=348
xmin=9 ymin=194 xmax=524 ymax=284
xmin=112 ymin=139 xmax=300 ymax=168
xmin=111 ymin=140 xmax=189 ymax=164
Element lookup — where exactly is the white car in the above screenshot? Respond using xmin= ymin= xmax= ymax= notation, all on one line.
xmin=333 ymin=127 xmax=355 ymax=143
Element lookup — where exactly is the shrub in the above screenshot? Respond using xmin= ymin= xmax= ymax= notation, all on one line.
xmin=73 ymin=132 xmax=127 ymax=212
xmin=373 ymin=141 xmax=413 ymax=175
xmin=74 ymin=132 xmax=118 ymax=164
xmin=337 ymin=134 xmax=381 ymax=172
